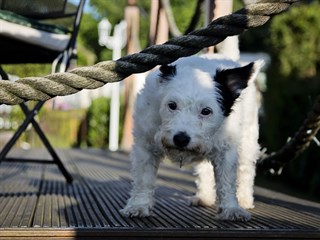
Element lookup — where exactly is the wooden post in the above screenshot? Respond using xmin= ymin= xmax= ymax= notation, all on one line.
xmin=205 ymin=0 xmax=215 ymax=53
xmin=205 ymin=0 xmax=238 ymax=60
xmin=149 ymin=0 xmax=169 ymax=45
xmin=213 ymin=0 xmax=233 ymax=18
xmin=120 ymin=0 xmax=141 ymax=151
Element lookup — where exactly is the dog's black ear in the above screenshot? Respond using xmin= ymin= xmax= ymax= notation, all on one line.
xmin=159 ymin=65 xmax=176 ymax=82
xmin=214 ymin=62 xmax=254 ymax=116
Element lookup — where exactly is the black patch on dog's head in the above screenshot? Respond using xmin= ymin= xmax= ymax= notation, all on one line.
xmin=214 ymin=62 xmax=254 ymax=116
xmin=159 ymin=65 xmax=176 ymax=82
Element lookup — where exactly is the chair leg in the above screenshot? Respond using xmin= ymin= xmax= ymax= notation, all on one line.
xmin=0 ymin=101 xmax=73 ymax=183
xmin=20 ymin=102 xmax=73 ymax=183
xmin=0 ymin=67 xmax=9 ymax=80
xmin=0 ymin=103 xmax=38 ymax=162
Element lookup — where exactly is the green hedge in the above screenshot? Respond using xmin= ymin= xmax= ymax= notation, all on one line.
xmin=83 ymin=97 xmax=124 ymax=148
xmin=1 ymin=104 xmax=86 ymax=149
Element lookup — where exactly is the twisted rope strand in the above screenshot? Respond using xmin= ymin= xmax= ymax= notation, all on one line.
xmin=0 ymin=0 xmax=298 ymax=105
xmin=258 ymin=96 xmax=320 ymax=174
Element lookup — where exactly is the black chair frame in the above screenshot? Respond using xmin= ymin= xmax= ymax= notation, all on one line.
xmin=0 ymin=0 xmax=86 ymax=183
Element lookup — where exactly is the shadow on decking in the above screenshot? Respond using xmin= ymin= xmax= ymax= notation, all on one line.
xmin=0 ymin=148 xmax=319 ymax=239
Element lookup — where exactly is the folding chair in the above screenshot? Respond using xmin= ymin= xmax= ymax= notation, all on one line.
xmin=0 ymin=0 xmax=86 ymax=183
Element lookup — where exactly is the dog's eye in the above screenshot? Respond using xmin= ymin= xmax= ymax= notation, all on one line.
xmin=201 ymin=107 xmax=213 ymax=116
xmin=168 ymin=101 xmax=177 ymax=110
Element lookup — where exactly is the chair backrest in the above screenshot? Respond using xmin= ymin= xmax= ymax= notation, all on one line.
xmin=0 ymin=0 xmax=85 ymax=37
xmin=0 ymin=0 xmax=85 ymax=65
xmin=0 ymin=0 xmax=77 ymax=19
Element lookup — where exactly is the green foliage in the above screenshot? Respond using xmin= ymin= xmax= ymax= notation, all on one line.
xmin=85 ymin=97 xmax=124 ymax=148
xmin=89 ymin=0 xmax=127 ymax=25
xmin=77 ymin=13 xmax=100 ymax=63
xmin=2 ymin=64 xmax=51 ymax=78
xmin=269 ymin=2 xmax=320 ymax=78
xmin=239 ymin=22 xmax=271 ymax=52
xmin=232 ymin=0 xmax=244 ymax=11
xmin=39 ymin=108 xmax=86 ymax=148
xmin=9 ymin=105 xmax=25 ymax=129
xmin=170 ymin=0 xmax=204 ymax=34
xmin=4 ymin=105 xmax=85 ymax=148
xmin=86 ymin=97 xmax=111 ymax=148
xmin=137 ymin=0 xmax=152 ymax=48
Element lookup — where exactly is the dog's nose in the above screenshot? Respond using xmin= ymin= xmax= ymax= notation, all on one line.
xmin=173 ymin=132 xmax=190 ymax=148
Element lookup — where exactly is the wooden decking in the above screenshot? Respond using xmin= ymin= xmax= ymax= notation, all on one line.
xmin=0 ymin=148 xmax=319 ymax=239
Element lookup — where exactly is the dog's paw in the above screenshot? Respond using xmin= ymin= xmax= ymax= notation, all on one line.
xmin=188 ymin=195 xmax=214 ymax=207
xmin=216 ymin=207 xmax=251 ymax=221
xmin=120 ymin=204 xmax=152 ymax=218
xmin=120 ymin=195 xmax=154 ymax=218
xmin=238 ymin=197 xmax=255 ymax=209
xmin=237 ymin=190 xmax=255 ymax=209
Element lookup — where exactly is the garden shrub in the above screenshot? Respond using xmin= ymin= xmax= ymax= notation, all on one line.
xmin=85 ymin=97 xmax=124 ymax=148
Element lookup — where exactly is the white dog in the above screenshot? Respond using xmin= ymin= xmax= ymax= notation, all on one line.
xmin=120 ymin=54 xmax=263 ymax=221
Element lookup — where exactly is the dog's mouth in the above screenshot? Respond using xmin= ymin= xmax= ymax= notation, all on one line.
xmin=157 ymin=134 xmax=210 ymax=167
xmin=160 ymin=138 xmax=206 ymax=165
xmin=163 ymin=146 xmax=205 ymax=167
xmin=164 ymin=145 xmax=201 ymax=154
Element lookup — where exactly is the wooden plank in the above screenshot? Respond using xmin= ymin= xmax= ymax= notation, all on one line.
xmin=50 ymin=181 xmax=60 ymax=228
xmin=19 ymin=194 xmax=38 ymax=228
xmin=254 ymin=201 xmax=320 ymax=229
xmin=82 ymin=184 xmax=116 ymax=227
xmin=67 ymin=184 xmax=85 ymax=228
xmin=56 ymin=185 xmax=68 ymax=228
xmin=1 ymin=195 xmax=22 ymax=228
xmin=75 ymin=185 xmax=104 ymax=227
xmin=10 ymin=194 xmax=29 ymax=228
xmin=62 ymin=186 xmax=76 ymax=228
xmin=95 ymin=186 xmax=131 ymax=228
xmin=78 ymin=186 xmax=110 ymax=227
xmin=42 ymin=181 xmax=52 ymax=227
xmin=0 ymin=195 xmax=10 ymax=224
xmin=72 ymin=184 xmax=94 ymax=228
xmin=32 ymin=194 xmax=45 ymax=228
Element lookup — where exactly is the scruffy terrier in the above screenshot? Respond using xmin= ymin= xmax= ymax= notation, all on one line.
xmin=120 ymin=54 xmax=263 ymax=221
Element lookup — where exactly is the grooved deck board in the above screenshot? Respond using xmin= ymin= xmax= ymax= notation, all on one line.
xmin=0 ymin=148 xmax=319 ymax=239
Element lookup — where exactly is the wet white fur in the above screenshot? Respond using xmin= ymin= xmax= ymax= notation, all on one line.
xmin=120 ymin=54 xmax=263 ymax=221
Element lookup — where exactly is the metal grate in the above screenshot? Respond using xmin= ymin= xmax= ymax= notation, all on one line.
xmin=0 ymin=148 xmax=319 ymax=239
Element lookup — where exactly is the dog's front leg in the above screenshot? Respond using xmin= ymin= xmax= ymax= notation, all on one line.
xmin=120 ymin=143 xmax=161 ymax=217
xmin=211 ymin=149 xmax=251 ymax=221
xmin=189 ymin=160 xmax=216 ymax=207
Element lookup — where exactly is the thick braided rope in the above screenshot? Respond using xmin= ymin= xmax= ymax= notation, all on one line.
xmin=0 ymin=0 xmax=298 ymax=105
xmin=258 ymin=95 xmax=320 ymax=174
